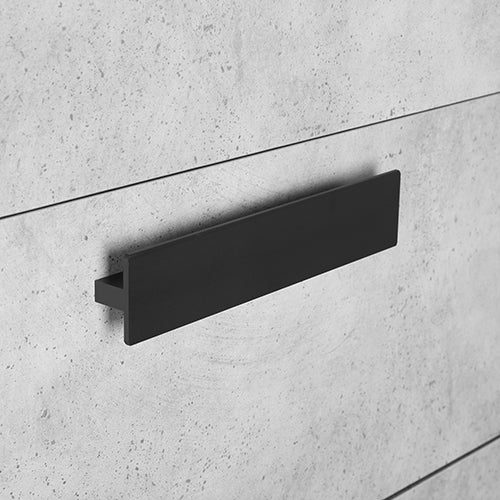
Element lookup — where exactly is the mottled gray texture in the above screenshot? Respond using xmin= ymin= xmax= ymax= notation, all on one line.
xmin=1 ymin=0 xmax=500 ymax=217
xmin=1 ymin=95 xmax=500 ymax=499
xmin=401 ymin=439 xmax=500 ymax=500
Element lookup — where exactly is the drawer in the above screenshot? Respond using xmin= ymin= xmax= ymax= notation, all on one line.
xmin=398 ymin=438 xmax=500 ymax=500
xmin=1 ymin=1 xmax=500 ymax=217
xmin=1 ymin=94 xmax=500 ymax=499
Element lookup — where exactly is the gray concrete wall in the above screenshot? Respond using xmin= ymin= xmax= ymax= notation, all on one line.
xmin=2 ymin=1 xmax=500 ymax=498
xmin=1 ymin=1 xmax=499 ymax=216
xmin=400 ymin=439 xmax=500 ymax=500
xmin=1 ymin=94 xmax=500 ymax=499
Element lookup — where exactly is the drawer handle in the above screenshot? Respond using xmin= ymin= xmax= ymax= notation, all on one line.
xmin=95 ymin=170 xmax=400 ymax=345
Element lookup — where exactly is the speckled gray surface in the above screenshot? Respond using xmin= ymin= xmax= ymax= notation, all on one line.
xmin=401 ymin=439 xmax=500 ymax=500
xmin=1 ymin=1 xmax=500 ymax=217
xmin=1 ymin=94 xmax=500 ymax=499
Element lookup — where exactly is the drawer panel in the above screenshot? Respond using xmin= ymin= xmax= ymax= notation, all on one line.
xmin=398 ymin=438 xmax=500 ymax=500
xmin=1 ymin=1 xmax=499 ymax=217
xmin=1 ymin=95 xmax=500 ymax=499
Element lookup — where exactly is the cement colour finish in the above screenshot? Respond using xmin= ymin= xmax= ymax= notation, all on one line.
xmin=399 ymin=439 xmax=500 ymax=500
xmin=1 ymin=95 xmax=500 ymax=499
xmin=1 ymin=1 xmax=500 ymax=217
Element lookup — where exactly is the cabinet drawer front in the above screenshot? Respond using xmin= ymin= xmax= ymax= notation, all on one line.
xmin=1 ymin=1 xmax=499 ymax=217
xmin=399 ymin=438 xmax=500 ymax=500
xmin=1 ymin=95 xmax=499 ymax=499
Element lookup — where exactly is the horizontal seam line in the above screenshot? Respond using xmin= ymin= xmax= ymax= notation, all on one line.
xmin=382 ymin=432 xmax=500 ymax=500
xmin=1 ymin=90 xmax=499 ymax=222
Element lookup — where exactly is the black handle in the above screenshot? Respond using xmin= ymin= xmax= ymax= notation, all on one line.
xmin=95 ymin=170 xmax=400 ymax=345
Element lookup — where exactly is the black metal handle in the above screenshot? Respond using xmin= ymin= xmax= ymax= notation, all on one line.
xmin=95 ymin=170 xmax=400 ymax=345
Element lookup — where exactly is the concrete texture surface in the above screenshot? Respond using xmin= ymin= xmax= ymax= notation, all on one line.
xmin=1 ymin=94 xmax=500 ymax=499
xmin=1 ymin=1 xmax=500 ymax=217
xmin=400 ymin=438 xmax=500 ymax=500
